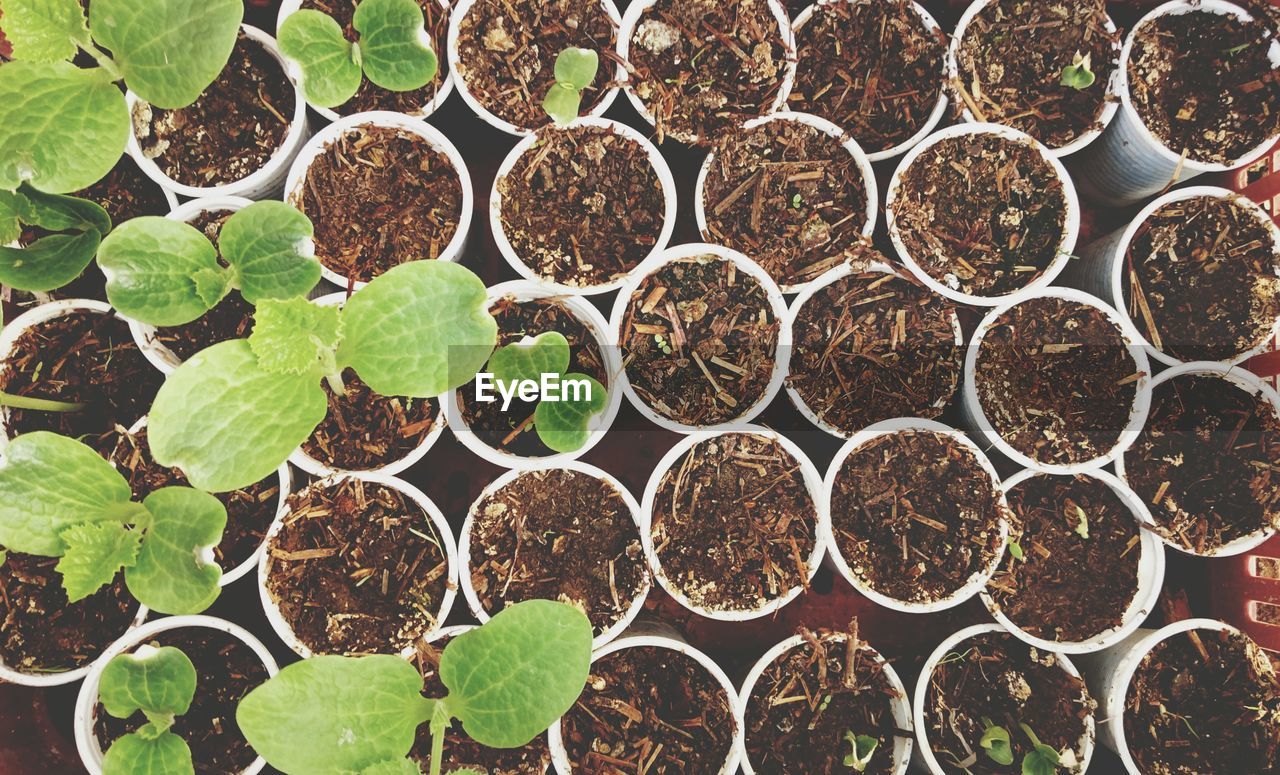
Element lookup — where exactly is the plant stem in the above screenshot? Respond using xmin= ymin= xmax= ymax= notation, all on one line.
xmin=324 ymin=371 xmax=346 ymax=394
xmin=79 ymin=41 xmax=124 ymax=81
xmin=0 ymin=391 xmax=86 ymax=413
xmin=427 ymin=706 xmax=449 ymax=775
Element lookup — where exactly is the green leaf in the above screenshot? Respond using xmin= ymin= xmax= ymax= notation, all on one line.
xmin=843 ymin=732 xmax=878 ymax=772
xmin=21 ymin=186 xmax=112 ymax=234
xmin=1009 ymin=540 xmax=1025 ymax=561
xmin=0 ymin=62 xmax=130 ymax=193
xmin=354 ymin=0 xmax=438 ymax=92
xmin=338 ymin=261 xmax=497 ymax=397
xmin=542 ymin=83 xmax=583 ymax=126
xmin=0 ymin=188 xmax=112 ymax=291
xmin=440 ymin=599 xmax=592 ymax=748
xmin=126 ymin=487 xmax=226 ymax=615
xmin=0 ymin=0 xmax=91 ymax=62
xmin=0 ymin=189 xmax=34 ymax=243
xmin=1060 ymin=52 xmax=1095 ymax=91
xmin=55 ymin=522 xmax=142 ymax=602
xmin=219 ymin=201 xmax=319 ymax=303
xmin=1022 ymin=744 xmax=1061 ymax=775
xmin=489 ymin=331 xmax=570 ymax=386
xmin=237 ymin=655 xmax=435 ymax=775
xmin=89 ymin=0 xmax=244 ymax=110
xmin=99 ymin=217 xmax=229 ymax=326
xmin=0 ymin=432 xmax=134 ymax=556
xmin=148 ymin=339 xmax=327 ymax=492
xmin=534 ymin=373 xmax=606 ymax=453
xmin=249 ymin=297 xmax=343 ymax=376
xmin=554 ymin=47 xmax=598 ymax=91
xmin=99 ymin=645 xmax=197 ymax=722
xmin=278 ymin=9 xmax=362 ymax=108
xmin=102 ymin=730 xmax=193 ymax=775
xmin=981 ymin=724 xmax=1014 ymax=766
xmin=360 ymin=759 xmax=424 ymax=775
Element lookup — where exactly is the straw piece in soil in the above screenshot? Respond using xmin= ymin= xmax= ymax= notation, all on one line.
xmin=560 ymin=645 xmax=736 ymax=774
xmin=133 ymin=31 xmax=295 ymax=187
xmin=922 ymin=631 xmax=1093 ymax=775
xmin=974 ymin=296 xmax=1141 ymax=467
xmin=1124 ymin=194 xmax=1280 ymax=363
xmin=829 ymin=429 xmax=1006 ymax=604
xmin=619 ymin=255 xmax=780 ymax=426
xmin=1124 ymin=373 xmax=1280 ymax=554
xmin=989 ymin=473 xmax=1141 ymax=644
xmin=1128 ymin=8 xmax=1280 ymax=165
xmin=892 ymin=132 xmax=1067 ymax=297
xmin=701 ymin=116 xmax=870 ymax=288
xmin=454 ymin=0 xmax=617 ymax=131
xmin=265 ymin=477 xmax=449 ymax=655
xmin=789 ymin=0 xmax=945 ymax=155
xmin=498 ymin=123 xmax=666 ymax=288
xmin=786 ymin=260 xmax=962 ymax=434
xmin=626 ymin=0 xmax=790 ymax=144
xmin=94 ymin=628 xmax=268 ymax=775
xmin=296 ymin=123 xmax=463 ymax=284
xmin=0 ymin=552 xmax=135 ymax=675
xmin=301 ymin=369 xmax=439 ymax=471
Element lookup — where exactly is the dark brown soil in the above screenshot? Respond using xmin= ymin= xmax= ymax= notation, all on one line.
xmin=0 ymin=310 xmax=163 ymax=455
xmin=559 ymin=645 xmax=736 ymax=774
xmin=301 ymin=370 xmax=439 ymax=471
xmin=892 ymin=132 xmax=1068 ymax=297
xmin=922 ymin=631 xmax=1093 ymax=775
xmin=744 ymin=629 xmax=905 ymax=775
xmin=0 ymin=552 xmax=136 ymax=675
xmin=829 ymin=429 xmax=1006 ymax=604
xmin=1124 ymin=194 xmax=1280 ymax=363
xmin=134 ymin=32 xmax=295 ymax=187
xmin=296 ymin=123 xmax=463 ymax=285
xmin=1128 ymin=8 xmax=1280 ymax=165
xmin=457 ymin=296 xmax=609 ymax=457
xmin=620 ymin=256 xmax=780 ymax=426
xmin=789 ymin=0 xmax=946 ymax=155
xmin=626 ymin=0 xmax=791 ymax=144
xmin=974 ymin=296 xmax=1143 ymax=467
xmin=94 ymin=628 xmax=268 ymax=775
xmin=1124 ymin=373 xmax=1280 ymax=554
xmin=299 ymin=0 xmax=451 ymax=115
xmin=265 ymin=477 xmax=449 ymax=655
xmin=454 ymin=0 xmax=617 ymax=131
xmin=650 ymin=432 xmax=817 ymax=613
xmin=989 ymin=473 xmax=1142 ymax=643
xmin=498 ymin=123 xmax=666 ymax=288
xmin=1124 ymin=627 xmax=1280 ymax=775
xmin=952 ymin=0 xmax=1119 ymax=149
xmin=701 ymin=116 xmax=870 ymax=288
xmin=786 ymin=260 xmax=962 ymax=435
xmin=467 ymin=468 xmax=645 ymax=638
xmin=110 ymin=426 xmax=279 ymax=575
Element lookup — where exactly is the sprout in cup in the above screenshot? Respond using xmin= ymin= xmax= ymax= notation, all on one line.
xmin=237 ymin=599 xmax=592 ymax=775
xmin=1059 ymin=51 xmax=1096 ymax=90
xmin=542 ymin=47 xmax=599 ymax=125
xmin=844 ymin=732 xmax=878 ymax=772
xmin=978 ymin=721 xmax=1061 ymax=774
xmin=96 ymin=645 xmax=200 ymax=775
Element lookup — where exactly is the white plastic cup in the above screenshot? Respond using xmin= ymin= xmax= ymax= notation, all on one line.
xmin=639 ymin=425 xmax=827 ymax=621
xmin=913 ymin=623 xmax=1096 ymax=775
xmin=885 ymin=122 xmax=1082 ymax=307
xmin=607 ymin=243 xmax=793 ymax=433
xmin=1116 ymin=361 xmax=1280 ymax=557
xmin=822 ymin=418 xmax=1011 ymax=613
xmin=981 ymin=467 xmax=1166 ymax=654
xmin=125 ymin=25 xmax=311 ymax=201
xmin=961 ymin=287 xmax=1153 ymax=475
xmin=283 ymin=110 xmax=473 ymax=290
xmin=1071 ymin=1 xmax=1280 ymax=206
xmin=490 ymin=116 xmax=678 ymax=295
xmin=693 ymin=111 xmax=878 ymax=294
xmin=736 ymin=631 xmax=913 ymax=775
xmin=258 ymin=472 xmax=459 ymax=658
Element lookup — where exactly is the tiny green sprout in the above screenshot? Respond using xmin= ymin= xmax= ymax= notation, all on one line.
xmin=843 ymin=732 xmax=878 ymax=772
xmin=1225 ymin=42 xmax=1251 ymax=55
xmin=1073 ymin=505 xmax=1089 ymax=540
xmin=1059 ymin=51 xmax=1096 ymax=90
xmin=1009 ymin=539 xmax=1026 ymax=561
xmin=1018 ymin=723 xmax=1061 ymax=775
xmin=791 ymin=193 xmax=803 ymax=209
xmin=0 ymin=185 xmax=111 ymax=291
xmin=486 ymin=331 xmax=608 ymax=453
xmin=980 ymin=720 xmax=1014 ymax=766
xmin=98 ymin=645 xmax=199 ymax=775
xmin=542 ymin=47 xmax=600 ymax=125
xmin=654 ymin=333 xmax=673 ymax=355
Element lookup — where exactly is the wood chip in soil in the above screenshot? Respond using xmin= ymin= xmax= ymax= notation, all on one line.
xmin=302 ymin=369 xmax=439 ymax=471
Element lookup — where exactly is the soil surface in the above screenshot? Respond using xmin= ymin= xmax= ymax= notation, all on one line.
xmin=989 ymin=473 xmax=1141 ymax=644
xmin=265 ymin=477 xmax=450 ymax=655
xmin=1124 ymin=194 xmax=1280 ymax=363
xmin=619 ymin=256 xmax=780 ymax=426
xmin=94 ymin=628 xmax=268 ymax=775
xmin=789 ymin=0 xmax=945 ymax=155
xmin=829 ymin=429 xmax=1006 ymax=604
xmin=302 ymin=369 xmax=440 ymax=471
xmin=454 ymin=0 xmax=617 ymax=131
xmin=559 ymin=645 xmax=736 ymax=774
xmin=626 ymin=0 xmax=791 ymax=144
xmin=498 ymin=123 xmax=666 ymax=288
xmin=892 ymin=132 xmax=1068 ymax=297
xmin=134 ymin=31 xmax=295 ymax=187
xmin=1124 ymin=373 xmax=1280 ymax=554
xmin=468 ymin=468 xmax=645 ymax=638
xmin=701 ymin=116 xmax=870 ymax=288
xmin=974 ymin=296 xmax=1142 ymax=467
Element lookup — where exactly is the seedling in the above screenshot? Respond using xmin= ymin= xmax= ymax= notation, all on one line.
xmin=0 ymin=431 xmax=227 ymax=615
xmin=842 ymin=731 xmax=878 ymax=772
xmin=1059 ymin=51 xmax=1096 ymax=90
xmin=279 ymin=0 xmax=438 ymax=108
xmin=237 ymin=599 xmax=592 ymax=775
xmin=1008 ymin=538 xmax=1025 ymax=561
xmin=1072 ymin=505 xmax=1089 ymax=540
xmin=1018 ymin=723 xmax=1061 ymax=775
xmin=980 ymin=720 xmax=1014 ymax=766
xmin=0 ymin=184 xmax=111 ymax=291
xmin=542 ymin=47 xmax=599 ymax=125
xmin=97 ymin=645 xmax=199 ymax=775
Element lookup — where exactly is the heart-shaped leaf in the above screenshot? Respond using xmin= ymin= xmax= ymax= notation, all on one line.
xmin=353 ymin=0 xmax=438 ymax=92
xmin=278 ymin=8 xmax=362 ymax=109
xmin=542 ymin=83 xmax=584 ymax=126
xmin=55 ymin=521 xmax=142 ymax=602
xmin=125 ymin=487 xmax=226 ymax=615
xmin=249 ymin=297 xmax=343 ymax=376
xmin=489 ymin=331 xmax=570 ymax=385
xmin=99 ymin=216 xmax=229 ymax=326
xmin=534 ymin=373 xmax=606 ymax=453
xmin=99 ymin=645 xmax=198 ymax=723
xmin=554 ymin=47 xmax=598 ymax=91
xmin=219 ymin=201 xmax=320 ymax=303
xmin=0 ymin=0 xmax=92 ymax=63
